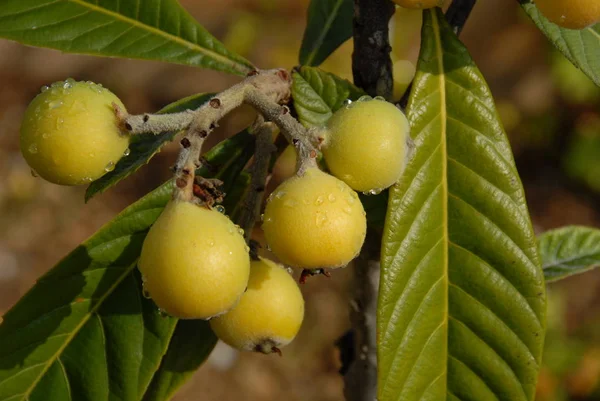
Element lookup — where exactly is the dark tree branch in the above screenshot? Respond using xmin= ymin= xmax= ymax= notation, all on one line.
xmin=445 ymin=0 xmax=477 ymax=36
xmin=352 ymin=0 xmax=395 ymax=99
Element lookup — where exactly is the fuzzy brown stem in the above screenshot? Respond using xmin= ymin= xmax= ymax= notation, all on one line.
xmin=239 ymin=121 xmax=277 ymax=242
xmin=244 ymin=88 xmax=317 ymax=175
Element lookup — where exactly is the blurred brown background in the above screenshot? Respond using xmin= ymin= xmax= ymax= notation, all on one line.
xmin=1 ymin=1 xmax=599 ymax=400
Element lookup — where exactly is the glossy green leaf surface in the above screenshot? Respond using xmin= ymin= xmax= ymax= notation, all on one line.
xmin=379 ymin=9 xmax=546 ymax=401
xmin=142 ymin=321 xmax=216 ymax=401
xmin=299 ymin=0 xmax=353 ymax=67
xmin=538 ymin=226 xmax=600 ymax=282
xmin=521 ymin=1 xmax=600 ymax=87
xmin=86 ymin=93 xmax=214 ymax=202
xmin=0 ymin=0 xmax=254 ymax=75
xmin=0 ymin=130 xmax=254 ymax=401
xmin=292 ymin=66 xmax=365 ymax=128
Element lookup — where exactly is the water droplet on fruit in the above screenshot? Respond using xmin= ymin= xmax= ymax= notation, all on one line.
xmin=56 ymin=117 xmax=64 ymax=129
xmin=264 ymin=216 xmax=273 ymax=223
xmin=214 ymin=205 xmax=226 ymax=214
xmin=40 ymin=85 xmax=49 ymax=93
xmin=244 ymin=245 xmax=250 ymax=252
xmin=28 ymin=144 xmax=38 ymax=154
xmin=283 ymin=198 xmax=297 ymax=207
xmin=123 ymin=148 xmax=131 ymax=157
xmin=158 ymin=308 xmax=170 ymax=318
xmin=83 ymin=177 xmax=93 ymax=183
xmin=63 ymin=80 xmax=72 ymax=90
xmin=30 ymin=169 xmax=38 ymax=177
xmin=49 ymin=100 xmax=63 ymax=109
xmin=343 ymin=206 xmax=352 ymax=215
xmin=314 ymin=196 xmax=324 ymax=205
xmin=315 ymin=211 xmax=327 ymax=226
xmin=286 ymin=267 xmax=294 ymax=274
xmin=104 ymin=161 xmax=115 ymax=172
xmin=328 ymin=194 xmax=336 ymax=202
xmin=208 ymin=239 xmax=215 ymax=247
xmin=343 ymin=99 xmax=353 ymax=106
xmin=357 ymin=95 xmax=372 ymax=102
xmin=260 ymin=213 xmax=265 ymax=222
xmin=142 ymin=287 xmax=152 ymax=299
xmin=275 ymin=191 xmax=286 ymax=199
xmin=373 ymin=96 xmax=386 ymax=101
xmin=42 ymin=132 xmax=49 ymax=139
xmin=236 ymin=226 xmax=245 ymax=236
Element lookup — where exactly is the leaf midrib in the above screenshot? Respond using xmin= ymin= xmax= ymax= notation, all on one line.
xmin=431 ymin=9 xmax=450 ymax=394
xmin=304 ymin=0 xmax=345 ymax=66
xmin=55 ymin=0 xmax=252 ymax=74
xmin=19 ymin=261 xmax=138 ymax=400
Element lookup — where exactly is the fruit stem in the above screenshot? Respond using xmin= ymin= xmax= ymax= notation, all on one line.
xmin=244 ymin=88 xmax=318 ymax=175
xmin=238 ymin=120 xmax=277 ymax=242
xmin=119 ymin=69 xmax=292 ymax=201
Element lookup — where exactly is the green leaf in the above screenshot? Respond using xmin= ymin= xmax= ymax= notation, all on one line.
xmin=142 ymin=321 xmax=216 ymax=401
xmin=85 ymin=93 xmax=214 ymax=202
xmin=0 ymin=130 xmax=254 ymax=401
xmin=379 ymin=9 xmax=546 ymax=401
xmin=292 ymin=66 xmax=365 ymax=128
xmin=299 ymin=0 xmax=353 ymax=67
xmin=0 ymin=0 xmax=254 ymax=75
xmin=538 ymin=226 xmax=600 ymax=282
xmin=520 ymin=1 xmax=600 ymax=87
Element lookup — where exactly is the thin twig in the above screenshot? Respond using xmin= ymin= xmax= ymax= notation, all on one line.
xmin=238 ymin=121 xmax=277 ymax=242
xmin=244 ymin=88 xmax=318 ymax=175
xmin=115 ymin=69 xmax=293 ymax=201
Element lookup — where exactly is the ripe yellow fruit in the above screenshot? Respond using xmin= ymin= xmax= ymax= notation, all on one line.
xmin=534 ymin=0 xmax=600 ymax=29
xmin=20 ymin=79 xmax=129 ymax=185
xmin=210 ymin=258 xmax=304 ymax=353
xmin=139 ymin=200 xmax=250 ymax=319
xmin=322 ymin=98 xmax=410 ymax=193
xmin=393 ymin=0 xmax=446 ymax=9
xmin=262 ymin=168 xmax=366 ymax=269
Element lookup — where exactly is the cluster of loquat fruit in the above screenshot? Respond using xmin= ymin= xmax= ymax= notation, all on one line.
xmin=19 ymin=79 xmax=411 ymax=354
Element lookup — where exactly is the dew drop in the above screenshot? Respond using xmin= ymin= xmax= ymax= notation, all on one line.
xmin=142 ymin=287 xmax=152 ymax=299
xmin=314 ymin=196 xmax=324 ymax=206
xmin=30 ymin=169 xmax=38 ymax=177
xmin=28 ymin=143 xmax=38 ymax=154
xmin=357 ymin=95 xmax=372 ymax=102
xmin=343 ymin=206 xmax=353 ymax=215
xmin=55 ymin=117 xmax=64 ymax=129
xmin=63 ymin=80 xmax=73 ymax=90
xmin=264 ymin=216 xmax=273 ymax=224
xmin=208 ymin=239 xmax=215 ymax=247
xmin=315 ymin=211 xmax=327 ymax=226
xmin=347 ymin=195 xmax=356 ymax=205
xmin=244 ymin=245 xmax=250 ymax=252
xmin=286 ymin=267 xmax=294 ymax=274
xmin=260 ymin=213 xmax=265 ymax=222
xmin=40 ymin=85 xmax=49 ymax=93
xmin=283 ymin=198 xmax=297 ymax=208
xmin=158 ymin=308 xmax=170 ymax=318
xmin=236 ymin=225 xmax=245 ymax=236
xmin=275 ymin=191 xmax=286 ymax=199
xmin=328 ymin=194 xmax=336 ymax=202
xmin=214 ymin=205 xmax=226 ymax=214
xmin=48 ymin=100 xmax=63 ymax=109
xmin=123 ymin=148 xmax=131 ymax=157
xmin=104 ymin=161 xmax=115 ymax=172
xmin=343 ymin=99 xmax=353 ymax=106
xmin=42 ymin=132 xmax=49 ymax=139
xmin=373 ymin=96 xmax=386 ymax=102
